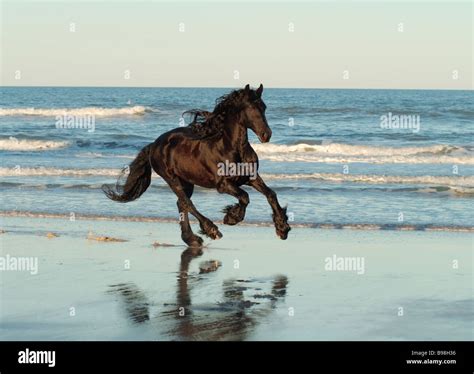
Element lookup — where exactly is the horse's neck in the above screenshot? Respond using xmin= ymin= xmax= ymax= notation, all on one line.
xmin=222 ymin=112 xmax=249 ymax=151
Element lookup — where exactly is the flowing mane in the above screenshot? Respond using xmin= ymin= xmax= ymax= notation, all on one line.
xmin=184 ymin=88 xmax=250 ymax=138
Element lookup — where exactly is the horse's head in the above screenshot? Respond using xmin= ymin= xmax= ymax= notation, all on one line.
xmin=242 ymin=84 xmax=272 ymax=143
xmin=189 ymin=85 xmax=272 ymax=142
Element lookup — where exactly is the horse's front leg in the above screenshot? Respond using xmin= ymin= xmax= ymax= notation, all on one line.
xmin=247 ymin=175 xmax=291 ymax=239
xmin=217 ymin=180 xmax=249 ymax=225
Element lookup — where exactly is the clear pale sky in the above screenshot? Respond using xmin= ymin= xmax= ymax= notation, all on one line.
xmin=1 ymin=1 xmax=472 ymax=89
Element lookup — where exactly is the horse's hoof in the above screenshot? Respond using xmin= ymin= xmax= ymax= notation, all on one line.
xmin=210 ymin=229 xmax=223 ymax=240
xmin=223 ymin=214 xmax=239 ymax=225
xmin=199 ymin=227 xmax=222 ymax=240
xmin=210 ymin=227 xmax=223 ymax=240
xmin=222 ymin=204 xmax=243 ymax=226
xmin=277 ymin=226 xmax=291 ymax=240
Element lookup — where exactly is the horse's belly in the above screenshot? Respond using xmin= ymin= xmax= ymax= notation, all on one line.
xmin=176 ymin=163 xmax=217 ymax=188
xmin=173 ymin=147 xmax=218 ymax=188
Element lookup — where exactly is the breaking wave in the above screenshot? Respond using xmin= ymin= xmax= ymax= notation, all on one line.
xmin=252 ymin=143 xmax=473 ymax=164
xmin=0 ymin=137 xmax=69 ymax=151
xmin=0 ymin=105 xmax=151 ymax=117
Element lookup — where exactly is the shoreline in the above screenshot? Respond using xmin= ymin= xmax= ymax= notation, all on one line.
xmin=1 ymin=210 xmax=473 ymax=232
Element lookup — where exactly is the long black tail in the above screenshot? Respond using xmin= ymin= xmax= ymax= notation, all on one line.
xmin=102 ymin=143 xmax=153 ymax=203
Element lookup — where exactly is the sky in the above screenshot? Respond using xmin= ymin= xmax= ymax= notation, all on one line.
xmin=1 ymin=1 xmax=472 ymax=89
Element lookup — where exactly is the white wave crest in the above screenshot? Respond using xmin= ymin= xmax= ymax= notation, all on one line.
xmin=261 ymin=173 xmax=474 ymax=187
xmin=1 ymin=167 xmax=472 ymax=189
xmin=0 ymin=167 xmax=119 ymax=177
xmin=0 ymin=137 xmax=69 ymax=151
xmin=0 ymin=106 xmax=150 ymax=117
xmin=75 ymin=152 xmax=134 ymax=159
xmin=252 ymin=143 xmax=473 ymax=164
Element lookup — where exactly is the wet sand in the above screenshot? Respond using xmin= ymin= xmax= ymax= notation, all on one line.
xmin=0 ymin=216 xmax=472 ymax=341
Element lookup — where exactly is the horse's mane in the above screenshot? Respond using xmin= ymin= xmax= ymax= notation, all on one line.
xmin=183 ymin=89 xmax=249 ymax=139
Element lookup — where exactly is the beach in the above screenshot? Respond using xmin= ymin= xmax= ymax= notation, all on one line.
xmin=1 ymin=215 xmax=472 ymax=341
xmin=0 ymin=86 xmax=473 ymax=341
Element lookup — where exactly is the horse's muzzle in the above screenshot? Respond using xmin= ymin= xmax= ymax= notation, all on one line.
xmin=259 ymin=130 xmax=272 ymax=143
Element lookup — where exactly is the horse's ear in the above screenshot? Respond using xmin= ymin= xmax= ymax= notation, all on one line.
xmin=244 ymin=84 xmax=250 ymax=91
xmin=256 ymin=83 xmax=263 ymax=97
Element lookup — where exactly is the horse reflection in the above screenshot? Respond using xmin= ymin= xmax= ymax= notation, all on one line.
xmin=108 ymin=247 xmax=288 ymax=340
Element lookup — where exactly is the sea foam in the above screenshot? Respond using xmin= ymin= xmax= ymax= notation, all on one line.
xmin=252 ymin=143 xmax=473 ymax=164
xmin=0 ymin=138 xmax=69 ymax=151
xmin=1 ymin=166 xmax=472 ymax=189
xmin=0 ymin=106 xmax=150 ymax=117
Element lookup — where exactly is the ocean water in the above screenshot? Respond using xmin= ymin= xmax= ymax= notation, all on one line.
xmin=0 ymin=87 xmax=473 ymax=230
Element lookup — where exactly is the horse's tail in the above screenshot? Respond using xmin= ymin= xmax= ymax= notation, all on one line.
xmin=102 ymin=143 xmax=153 ymax=203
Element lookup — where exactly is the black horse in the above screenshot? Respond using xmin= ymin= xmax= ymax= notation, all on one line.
xmin=103 ymin=84 xmax=290 ymax=246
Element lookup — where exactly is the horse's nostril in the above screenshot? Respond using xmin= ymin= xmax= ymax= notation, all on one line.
xmin=260 ymin=131 xmax=271 ymax=142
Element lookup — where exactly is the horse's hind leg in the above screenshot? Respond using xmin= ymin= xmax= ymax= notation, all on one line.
xmin=217 ymin=181 xmax=249 ymax=225
xmin=168 ymin=177 xmax=222 ymax=241
xmin=177 ymin=182 xmax=203 ymax=247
